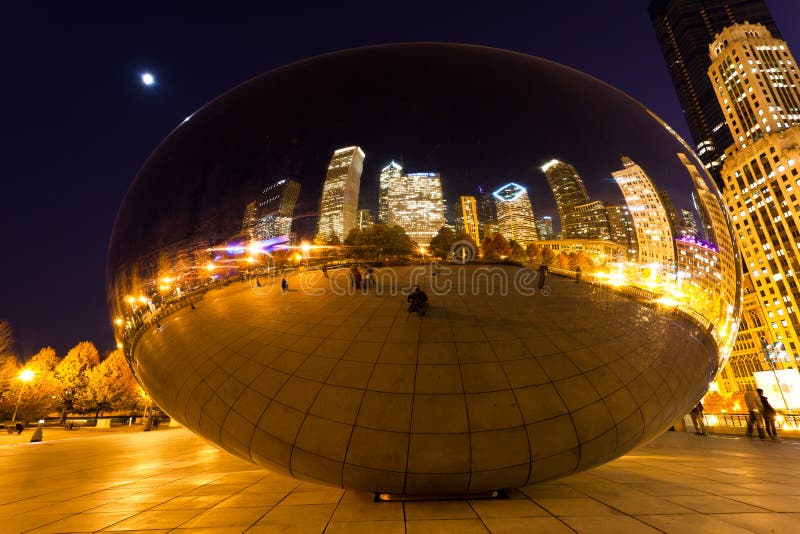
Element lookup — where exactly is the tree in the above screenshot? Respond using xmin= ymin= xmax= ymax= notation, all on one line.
xmin=554 ymin=252 xmax=571 ymax=269
xmin=0 ymin=320 xmax=14 ymax=358
xmin=57 ymin=341 xmax=100 ymax=414
xmin=429 ymin=227 xmax=456 ymax=260
xmin=526 ymin=243 xmax=542 ymax=263
xmin=481 ymin=233 xmax=512 ymax=262
xmin=17 ymin=347 xmax=61 ymax=420
xmin=85 ymin=350 xmax=144 ymax=417
xmin=571 ymin=251 xmax=595 ymax=272
xmin=0 ymin=352 xmax=21 ymax=420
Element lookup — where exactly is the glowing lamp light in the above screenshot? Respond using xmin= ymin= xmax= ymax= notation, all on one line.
xmin=114 ymin=317 xmax=124 ymax=326
xmin=141 ymin=72 xmax=155 ymax=86
xmin=19 ymin=369 xmax=35 ymax=382
xmin=162 ymin=276 xmax=173 ymax=284
xmin=138 ymin=295 xmax=148 ymax=304
xmin=301 ymin=242 xmax=311 ymax=256
xmin=126 ymin=296 xmax=136 ymax=305
xmin=116 ymin=342 xmax=123 ymax=349
xmin=206 ymin=263 xmax=215 ymax=272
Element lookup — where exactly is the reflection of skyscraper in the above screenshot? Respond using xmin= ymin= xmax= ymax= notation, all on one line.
xmin=493 ymin=183 xmax=539 ymax=245
xmin=612 ymin=156 xmax=675 ymax=265
xmin=317 ymin=146 xmax=365 ymax=242
xmin=379 ymin=161 xmax=402 ymax=224
xmin=242 ymin=178 xmax=300 ymax=241
xmin=680 ymin=209 xmax=698 ymax=238
xmin=649 ymin=0 xmax=781 ymax=184
xmin=541 ymin=159 xmax=592 ymax=239
xmin=478 ymin=186 xmax=497 ymax=239
xmin=708 ymin=23 xmax=800 ymax=151
xmin=606 ymin=204 xmax=638 ymax=260
xmin=658 ymin=190 xmax=681 ymax=237
xmin=536 ymin=216 xmax=554 ymax=240
xmin=572 ymin=201 xmax=611 ymax=241
xmin=387 ymin=173 xmax=444 ymax=246
xmin=455 ymin=196 xmax=481 ymax=244
xmin=357 ymin=209 xmax=374 ymax=231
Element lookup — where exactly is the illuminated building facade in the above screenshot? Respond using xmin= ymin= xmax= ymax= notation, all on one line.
xmin=317 ymin=146 xmax=365 ymax=243
xmin=242 ymin=178 xmax=300 ymax=241
xmin=572 ymin=200 xmax=611 ymax=241
xmin=709 ymin=23 xmax=800 ymax=152
xmin=455 ymin=196 xmax=481 ymax=243
xmin=537 ymin=239 xmax=626 ymax=264
xmin=536 ymin=216 xmax=554 ymax=240
xmin=478 ymin=186 xmax=497 ymax=238
xmin=357 ymin=209 xmax=374 ymax=231
xmin=606 ymin=204 xmax=638 ymax=260
xmin=612 ymin=157 xmax=675 ymax=266
xmin=379 ymin=161 xmax=402 ymax=224
xmin=675 ymin=237 xmax=724 ymax=327
xmin=387 ymin=172 xmax=444 ymax=246
xmin=711 ymin=24 xmax=800 ymax=392
xmin=493 ymin=183 xmax=539 ymax=245
xmin=649 ymin=0 xmax=780 ymax=184
xmin=541 ymin=159 xmax=591 ymax=239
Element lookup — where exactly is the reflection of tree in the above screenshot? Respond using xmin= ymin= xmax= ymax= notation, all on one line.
xmin=430 ymin=227 xmax=456 ymax=260
xmin=481 ymin=233 xmax=512 ymax=262
xmin=344 ymin=224 xmax=415 ymax=259
xmin=509 ymin=240 xmax=526 ymax=262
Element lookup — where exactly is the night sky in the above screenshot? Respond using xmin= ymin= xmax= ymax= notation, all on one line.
xmin=3 ymin=1 xmax=799 ymax=359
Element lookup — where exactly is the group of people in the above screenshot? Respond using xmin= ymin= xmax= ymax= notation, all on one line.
xmin=350 ymin=265 xmax=376 ymax=289
xmin=744 ymin=387 xmax=779 ymax=439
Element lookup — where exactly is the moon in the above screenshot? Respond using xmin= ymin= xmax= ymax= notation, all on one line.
xmin=141 ymin=72 xmax=155 ymax=86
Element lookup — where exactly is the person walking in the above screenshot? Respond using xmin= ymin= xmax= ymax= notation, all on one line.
xmin=689 ymin=401 xmax=706 ymax=435
xmin=757 ymin=388 xmax=779 ymax=439
xmin=744 ymin=387 xmax=766 ymax=439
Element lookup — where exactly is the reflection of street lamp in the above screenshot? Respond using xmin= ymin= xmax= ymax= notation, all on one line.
xmin=12 ymin=369 xmax=35 ymax=422
xmin=762 ymin=337 xmax=792 ymax=413
xmin=301 ymin=242 xmax=311 ymax=268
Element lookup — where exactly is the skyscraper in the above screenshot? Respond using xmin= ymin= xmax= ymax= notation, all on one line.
xmin=478 ymin=186 xmax=497 ymax=239
xmin=611 ymin=156 xmax=675 ymax=266
xmin=378 ymin=161 xmax=402 ymax=224
xmin=711 ymin=23 xmax=800 ymax=387
xmin=317 ymin=146 xmax=365 ymax=243
xmin=680 ymin=208 xmax=699 ymax=237
xmin=606 ymin=204 xmax=638 ymax=260
xmin=493 ymin=183 xmax=539 ymax=245
xmin=536 ymin=216 xmax=554 ymax=240
xmin=708 ymin=22 xmax=800 ymax=151
xmin=387 ymin=172 xmax=444 ymax=246
xmin=572 ymin=201 xmax=612 ymax=241
xmin=649 ymin=0 xmax=781 ymax=184
xmin=455 ymin=196 xmax=481 ymax=244
xmin=242 ymin=178 xmax=301 ymax=241
xmin=540 ymin=159 xmax=591 ymax=239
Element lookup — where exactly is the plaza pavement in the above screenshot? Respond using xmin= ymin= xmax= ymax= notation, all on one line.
xmin=2 ymin=425 xmax=800 ymax=533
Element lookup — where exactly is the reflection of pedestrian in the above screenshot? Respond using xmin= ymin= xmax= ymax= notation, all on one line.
xmin=407 ymin=285 xmax=429 ymax=316
xmin=575 ymin=266 xmax=582 ymax=283
xmin=689 ymin=402 xmax=706 ymax=435
xmin=14 ymin=422 xmax=23 ymax=435
xmin=281 ymin=278 xmax=289 ymax=293
xmin=322 ymin=264 xmax=328 ymax=278
xmin=744 ymin=387 xmax=766 ymax=439
xmin=537 ymin=263 xmax=548 ymax=290
xmin=758 ymin=388 xmax=779 ymax=439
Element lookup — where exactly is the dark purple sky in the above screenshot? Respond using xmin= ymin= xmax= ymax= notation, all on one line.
xmin=2 ymin=1 xmax=798 ymax=359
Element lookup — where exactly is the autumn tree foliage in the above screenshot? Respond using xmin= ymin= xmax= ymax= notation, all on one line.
xmin=85 ymin=350 xmax=143 ymax=417
xmin=57 ymin=341 xmax=101 ymax=413
xmin=481 ymin=233 xmax=512 ymax=262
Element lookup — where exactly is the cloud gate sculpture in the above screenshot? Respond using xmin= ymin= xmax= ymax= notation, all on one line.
xmin=108 ymin=44 xmax=740 ymax=495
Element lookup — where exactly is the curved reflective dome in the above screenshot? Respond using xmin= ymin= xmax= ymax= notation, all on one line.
xmin=108 ymin=44 xmax=740 ymax=495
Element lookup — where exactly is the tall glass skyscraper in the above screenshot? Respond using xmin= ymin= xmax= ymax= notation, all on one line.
xmin=242 ymin=178 xmax=301 ymax=241
xmin=378 ymin=161 xmax=402 ymax=225
xmin=387 ymin=172 xmax=444 ymax=246
xmin=540 ymin=159 xmax=591 ymax=239
xmin=317 ymin=146 xmax=365 ymax=242
xmin=649 ymin=0 xmax=780 ymax=185
xmin=493 ymin=183 xmax=539 ymax=245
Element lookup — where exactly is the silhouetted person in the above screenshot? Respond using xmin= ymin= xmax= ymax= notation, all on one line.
xmin=744 ymin=387 xmax=766 ymax=439
xmin=281 ymin=278 xmax=289 ymax=293
xmin=689 ymin=402 xmax=706 ymax=435
xmin=537 ymin=263 xmax=548 ymax=290
xmin=322 ymin=264 xmax=328 ymax=278
xmin=757 ymin=388 xmax=778 ymax=439
xmin=407 ymin=285 xmax=429 ymax=316
xmin=575 ymin=265 xmax=582 ymax=283
xmin=14 ymin=422 xmax=23 ymax=435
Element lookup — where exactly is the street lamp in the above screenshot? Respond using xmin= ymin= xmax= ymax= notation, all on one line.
xmin=11 ymin=369 xmax=35 ymax=422
xmin=301 ymin=242 xmax=311 ymax=268
xmin=761 ymin=337 xmax=792 ymax=413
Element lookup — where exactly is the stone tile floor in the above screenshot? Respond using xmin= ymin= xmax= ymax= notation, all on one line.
xmin=1 ymin=426 xmax=799 ymax=532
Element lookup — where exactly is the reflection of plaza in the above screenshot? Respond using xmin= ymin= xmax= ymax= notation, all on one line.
xmin=129 ymin=265 xmax=718 ymax=492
